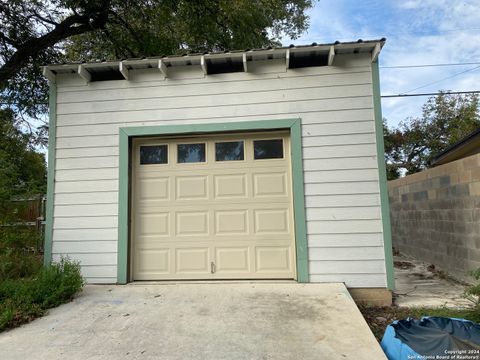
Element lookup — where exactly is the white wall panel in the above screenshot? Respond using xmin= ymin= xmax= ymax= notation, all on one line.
xmin=51 ymin=53 xmax=387 ymax=285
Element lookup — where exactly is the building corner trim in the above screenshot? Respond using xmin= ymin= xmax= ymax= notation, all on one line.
xmin=372 ymin=60 xmax=395 ymax=290
xmin=44 ymin=84 xmax=57 ymax=266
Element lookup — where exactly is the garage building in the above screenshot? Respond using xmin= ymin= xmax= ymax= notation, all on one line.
xmin=42 ymin=39 xmax=393 ymax=302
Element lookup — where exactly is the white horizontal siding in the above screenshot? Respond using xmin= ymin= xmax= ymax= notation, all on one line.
xmin=55 ymin=180 xmax=118 ymax=193
xmin=53 ymin=216 xmax=117 ymax=230
xmin=307 ymin=219 xmax=383 ymax=234
xmin=52 ymin=240 xmax=117 ymax=253
xmin=57 ymin=84 xmax=373 ymax=116
xmin=55 ymin=192 xmax=118 ymax=205
xmin=80 ymin=265 xmax=117 ymax=280
xmin=305 ymin=194 xmax=381 ymax=208
xmin=308 ymin=233 xmax=384 ymax=248
xmin=309 ymin=260 xmax=385 ymax=274
xmin=306 ymin=206 xmax=381 ymax=221
xmin=303 ymin=157 xmax=377 ymax=171
xmin=52 ymin=253 xmax=117 ymax=266
xmin=54 ymin=204 xmax=118 ymax=217
xmin=55 ymin=168 xmax=118 ymax=181
xmin=308 ymin=247 xmax=385 ymax=261
xmin=56 ymin=156 xmax=118 ymax=170
xmin=53 ymin=228 xmax=118 ymax=241
xmin=56 ymin=97 xmax=373 ymax=128
xmin=56 ymin=146 xmax=119 ymax=159
xmin=304 ymin=181 xmax=380 ymax=195
xmin=304 ymin=168 xmax=379 ymax=183
xmin=57 ymin=75 xmax=372 ymax=104
xmin=51 ymin=53 xmax=386 ymax=286
xmin=302 ymin=143 xmax=376 ymax=159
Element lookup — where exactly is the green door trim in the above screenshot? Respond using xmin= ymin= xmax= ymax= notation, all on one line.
xmin=372 ymin=60 xmax=395 ymax=290
xmin=44 ymin=84 xmax=57 ymax=265
xmin=117 ymin=118 xmax=309 ymax=284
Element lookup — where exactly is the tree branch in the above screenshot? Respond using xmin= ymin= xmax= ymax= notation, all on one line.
xmin=0 ymin=1 xmax=111 ymax=88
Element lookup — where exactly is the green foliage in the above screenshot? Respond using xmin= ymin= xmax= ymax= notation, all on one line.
xmin=0 ymin=258 xmax=84 ymax=331
xmin=464 ymin=268 xmax=480 ymax=307
xmin=66 ymin=0 xmax=313 ymax=60
xmin=0 ymin=248 xmax=43 ymax=282
xmin=1 ymin=0 xmax=313 ymax=123
xmin=384 ymin=92 xmax=480 ymax=180
xmin=0 ymin=109 xmax=46 ymax=215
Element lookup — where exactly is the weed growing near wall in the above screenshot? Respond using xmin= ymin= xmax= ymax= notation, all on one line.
xmin=0 ymin=258 xmax=84 ymax=331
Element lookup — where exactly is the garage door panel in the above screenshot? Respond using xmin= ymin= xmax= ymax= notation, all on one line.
xmin=215 ymin=210 xmax=249 ymax=235
xmin=175 ymin=211 xmax=209 ymax=236
xmin=176 ymin=248 xmax=210 ymax=273
xmin=138 ymin=213 xmax=170 ymax=236
xmin=175 ymin=176 xmax=209 ymax=200
xmin=215 ymin=247 xmax=250 ymax=273
xmin=138 ymin=178 xmax=170 ymax=202
xmin=214 ymin=174 xmax=247 ymax=199
xmin=255 ymin=246 xmax=293 ymax=273
xmin=253 ymin=172 xmax=288 ymax=198
xmin=135 ymin=249 xmax=170 ymax=274
xmin=254 ymin=209 xmax=290 ymax=234
xmin=132 ymin=132 xmax=295 ymax=280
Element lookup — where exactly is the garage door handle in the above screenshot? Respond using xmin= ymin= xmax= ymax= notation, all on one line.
xmin=210 ymin=262 xmax=216 ymax=274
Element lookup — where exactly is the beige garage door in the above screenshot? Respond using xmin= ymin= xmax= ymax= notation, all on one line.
xmin=131 ymin=131 xmax=296 ymax=280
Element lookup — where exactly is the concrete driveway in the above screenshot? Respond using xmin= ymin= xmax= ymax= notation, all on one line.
xmin=0 ymin=283 xmax=385 ymax=360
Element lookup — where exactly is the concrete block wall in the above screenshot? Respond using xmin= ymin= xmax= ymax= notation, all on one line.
xmin=388 ymin=153 xmax=480 ymax=282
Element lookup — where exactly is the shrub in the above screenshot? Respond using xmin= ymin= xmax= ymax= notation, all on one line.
xmin=30 ymin=258 xmax=85 ymax=308
xmin=0 ymin=249 xmax=42 ymax=282
xmin=465 ymin=268 xmax=480 ymax=307
xmin=0 ymin=257 xmax=84 ymax=331
xmin=0 ymin=226 xmax=43 ymax=282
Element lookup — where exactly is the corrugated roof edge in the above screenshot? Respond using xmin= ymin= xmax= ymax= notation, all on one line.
xmin=431 ymin=126 xmax=480 ymax=166
xmin=43 ymin=38 xmax=386 ymax=67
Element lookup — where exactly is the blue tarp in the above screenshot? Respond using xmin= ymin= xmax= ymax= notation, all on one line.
xmin=381 ymin=317 xmax=480 ymax=359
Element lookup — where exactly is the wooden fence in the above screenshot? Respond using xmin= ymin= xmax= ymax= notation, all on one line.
xmin=1 ymin=195 xmax=46 ymax=251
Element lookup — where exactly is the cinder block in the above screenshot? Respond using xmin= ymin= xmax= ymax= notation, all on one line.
xmin=450 ymin=173 xmax=459 ymax=185
xmin=459 ymin=170 xmax=472 ymax=183
xmin=463 ymin=156 xmax=479 ymax=170
xmin=469 ymin=182 xmax=480 ymax=196
xmin=470 ymin=168 xmax=480 ymax=182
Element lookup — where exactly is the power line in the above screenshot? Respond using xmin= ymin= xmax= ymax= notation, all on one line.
xmin=382 ymin=90 xmax=480 ymax=98
xmin=399 ymin=65 xmax=480 ymax=95
xmin=381 ymin=62 xmax=480 ymax=69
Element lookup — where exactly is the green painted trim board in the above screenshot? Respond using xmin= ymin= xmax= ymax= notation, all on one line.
xmin=44 ymin=84 xmax=56 ymax=265
xmin=117 ymin=119 xmax=309 ymax=283
xmin=372 ymin=61 xmax=395 ymax=290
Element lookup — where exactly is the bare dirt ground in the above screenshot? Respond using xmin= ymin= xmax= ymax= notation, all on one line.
xmin=359 ymin=252 xmax=477 ymax=341
xmin=393 ymin=252 xmax=471 ymax=308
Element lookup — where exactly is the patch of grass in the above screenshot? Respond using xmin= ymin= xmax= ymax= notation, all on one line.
xmin=0 ymin=258 xmax=84 ymax=331
xmin=0 ymin=227 xmax=43 ymax=281
xmin=359 ymin=305 xmax=480 ymax=341
xmin=0 ymin=249 xmax=43 ymax=281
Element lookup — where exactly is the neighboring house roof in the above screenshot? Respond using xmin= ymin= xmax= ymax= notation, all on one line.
xmin=42 ymin=38 xmax=385 ymax=83
xmin=431 ymin=127 xmax=480 ymax=166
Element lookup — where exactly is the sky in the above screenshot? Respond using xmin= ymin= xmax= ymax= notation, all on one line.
xmin=283 ymin=0 xmax=480 ymax=128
